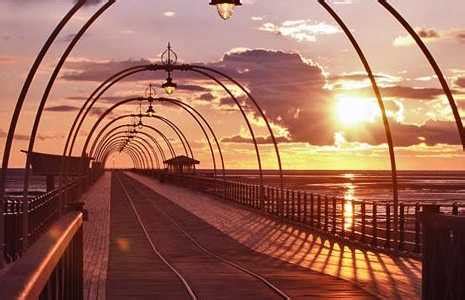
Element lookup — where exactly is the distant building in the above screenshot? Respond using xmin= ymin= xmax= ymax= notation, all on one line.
xmin=164 ymin=155 xmax=199 ymax=174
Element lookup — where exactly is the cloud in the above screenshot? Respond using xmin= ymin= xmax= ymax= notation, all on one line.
xmin=394 ymin=27 xmax=465 ymax=47
xmin=455 ymin=77 xmax=465 ymax=88
xmin=259 ymin=20 xmax=340 ymax=42
xmin=60 ymin=49 xmax=463 ymax=147
xmin=45 ymin=105 xmax=80 ymax=112
xmin=0 ymin=56 xmax=16 ymax=64
xmin=222 ymin=135 xmax=292 ymax=144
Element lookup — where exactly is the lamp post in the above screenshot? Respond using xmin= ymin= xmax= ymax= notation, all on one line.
xmin=161 ymin=43 xmax=178 ymax=95
xmin=210 ymin=0 xmax=242 ymax=20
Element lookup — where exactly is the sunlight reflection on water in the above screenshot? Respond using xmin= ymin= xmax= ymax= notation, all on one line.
xmin=343 ymin=181 xmax=355 ymax=230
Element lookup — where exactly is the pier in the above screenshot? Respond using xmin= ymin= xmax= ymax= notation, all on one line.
xmin=1 ymin=1 xmax=465 ymax=299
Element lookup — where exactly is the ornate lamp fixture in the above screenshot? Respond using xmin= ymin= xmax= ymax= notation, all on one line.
xmin=145 ymin=83 xmax=156 ymax=117
xmin=210 ymin=0 xmax=242 ymax=20
xmin=137 ymin=101 xmax=144 ymax=129
xmin=161 ymin=43 xmax=178 ymax=95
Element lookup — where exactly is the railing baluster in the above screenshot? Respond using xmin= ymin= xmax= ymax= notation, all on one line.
xmin=385 ymin=203 xmax=391 ymax=249
xmin=303 ymin=193 xmax=308 ymax=224
xmin=361 ymin=202 xmax=366 ymax=242
xmin=297 ymin=191 xmax=302 ymax=222
xmin=414 ymin=202 xmax=420 ymax=253
xmin=310 ymin=193 xmax=314 ymax=227
xmin=372 ymin=204 xmax=377 ymax=247
xmin=332 ymin=197 xmax=337 ymax=234
xmin=324 ymin=196 xmax=329 ymax=232
xmin=317 ymin=195 xmax=321 ymax=229
xmin=399 ymin=203 xmax=405 ymax=251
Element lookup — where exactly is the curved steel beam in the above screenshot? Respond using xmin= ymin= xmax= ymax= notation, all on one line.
xmin=0 ymin=0 xmax=85 ymax=260
xmin=88 ymin=114 xmax=185 ymax=162
xmin=93 ymin=130 xmax=160 ymax=169
xmin=21 ymin=1 xmax=115 ymax=216
xmin=379 ymin=0 xmax=465 ymax=149
xmin=68 ymin=66 xmax=261 ymax=194
xmin=319 ymin=0 xmax=399 ymax=243
xmin=101 ymin=139 xmax=150 ymax=170
xmin=98 ymin=137 xmax=154 ymax=170
xmin=190 ymin=66 xmax=283 ymax=189
xmin=104 ymin=143 xmax=143 ymax=169
xmin=104 ymin=148 xmax=137 ymax=169
xmin=104 ymin=147 xmax=139 ymax=169
xmin=91 ymin=120 xmax=171 ymax=163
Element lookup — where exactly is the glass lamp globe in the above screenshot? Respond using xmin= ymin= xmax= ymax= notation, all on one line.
xmin=162 ymin=77 xmax=177 ymax=95
xmin=210 ymin=0 xmax=242 ymax=20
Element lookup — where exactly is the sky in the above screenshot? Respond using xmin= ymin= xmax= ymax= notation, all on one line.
xmin=0 ymin=0 xmax=464 ymax=170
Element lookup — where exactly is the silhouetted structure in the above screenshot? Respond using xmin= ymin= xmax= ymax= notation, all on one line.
xmin=164 ymin=155 xmax=199 ymax=174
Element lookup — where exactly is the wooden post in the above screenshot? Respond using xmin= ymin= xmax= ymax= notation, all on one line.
xmin=46 ymin=175 xmax=55 ymax=192
xmin=399 ymin=203 xmax=405 ymax=251
xmin=324 ymin=196 xmax=329 ymax=232
xmin=332 ymin=197 xmax=337 ymax=234
xmin=317 ymin=195 xmax=321 ymax=229
xmin=372 ymin=204 xmax=377 ymax=247
xmin=361 ymin=202 xmax=366 ymax=242
xmin=385 ymin=204 xmax=391 ymax=249
xmin=414 ymin=202 xmax=420 ymax=253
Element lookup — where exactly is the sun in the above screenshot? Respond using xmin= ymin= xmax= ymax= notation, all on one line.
xmin=335 ymin=96 xmax=379 ymax=126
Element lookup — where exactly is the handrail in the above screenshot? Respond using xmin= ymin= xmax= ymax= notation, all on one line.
xmin=0 ymin=212 xmax=83 ymax=299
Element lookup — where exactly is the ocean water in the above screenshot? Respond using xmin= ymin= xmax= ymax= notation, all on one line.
xmin=4 ymin=169 xmax=465 ymax=204
xmin=223 ymin=170 xmax=465 ymax=204
xmin=4 ymin=169 xmax=47 ymax=196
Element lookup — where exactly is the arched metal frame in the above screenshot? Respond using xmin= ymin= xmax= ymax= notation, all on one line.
xmin=1 ymin=0 xmax=464 ymax=265
xmin=103 ymin=147 xmax=139 ymax=169
xmin=100 ymin=138 xmax=151 ymax=170
xmin=378 ymin=0 xmax=465 ymax=149
xmin=93 ymin=129 xmax=162 ymax=168
xmin=96 ymin=136 xmax=154 ymax=169
xmin=105 ymin=143 xmax=144 ymax=170
xmin=65 ymin=65 xmax=278 ymax=201
xmin=105 ymin=144 xmax=143 ymax=169
xmin=89 ymin=114 xmax=189 ymax=164
xmin=83 ymin=98 xmax=225 ymax=180
xmin=92 ymin=120 xmax=177 ymax=162
xmin=97 ymin=132 xmax=161 ymax=169
xmin=318 ymin=0 xmax=400 ymax=248
xmin=92 ymin=122 xmax=168 ymax=165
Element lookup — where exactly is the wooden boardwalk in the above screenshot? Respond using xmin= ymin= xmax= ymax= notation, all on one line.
xmin=106 ymin=172 xmax=374 ymax=299
xmin=127 ymin=172 xmax=422 ymax=299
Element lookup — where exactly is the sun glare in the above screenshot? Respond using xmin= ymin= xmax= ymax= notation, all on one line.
xmin=335 ymin=96 xmax=379 ymax=126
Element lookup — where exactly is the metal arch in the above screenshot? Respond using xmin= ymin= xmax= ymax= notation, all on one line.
xmin=190 ymin=66 xmax=283 ymax=189
xmin=318 ymin=0 xmax=399 ymax=244
xmin=97 ymin=137 xmax=154 ymax=170
xmin=104 ymin=147 xmax=139 ymax=169
xmin=85 ymin=99 xmax=224 ymax=181
xmin=157 ymin=97 xmax=226 ymax=181
xmin=68 ymin=70 xmax=151 ymax=155
xmin=68 ymin=66 xmax=263 ymax=201
xmin=21 ymin=1 xmax=116 ymax=219
xmin=93 ymin=130 xmax=161 ymax=169
xmin=103 ymin=148 xmax=138 ymax=169
xmin=103 ymin=143 xmax=143 ymax=169
xmin=88 ymin=114 xmax=185 ymax=162
xmin=0 ymin=0 xmax=85 ymax=262
xmin=184 ymin=68 xmax=264 ymax=204
xmin=101 ymin=139 xmax=150 ymax=170
xmin=64 ymin=65 xmax=149 ymax=156
xmin=97 ymin=133 xmax=159 ymax=169
xmin=78 ymin=97 xmax=224 ymax=177
xmin=90 ymin=118 xmax=170 ymax=163
xmin=378 ymin=0 xmax=465 ymax=149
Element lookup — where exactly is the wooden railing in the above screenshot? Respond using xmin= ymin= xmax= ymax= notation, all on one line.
xmin=0 ymin=212 xmax=83 ymax=299
xmin=3 ymin=168 xmax=103 ymax=263
xmin=422 ymin=210 xmax=465 ymax=299
xmin=142 ymin=171 xmax=464 ymax=256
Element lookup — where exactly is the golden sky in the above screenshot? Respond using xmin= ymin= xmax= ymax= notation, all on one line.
xmin=0 ymin=0 xmax=464 ymax=170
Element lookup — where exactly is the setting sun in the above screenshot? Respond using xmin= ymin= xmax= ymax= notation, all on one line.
xmin=335 ymin=96 xmax=379 ymax=126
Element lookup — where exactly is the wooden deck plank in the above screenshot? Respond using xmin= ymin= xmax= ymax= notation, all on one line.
xmin=114 ymin=173 xmax=375 ymax=299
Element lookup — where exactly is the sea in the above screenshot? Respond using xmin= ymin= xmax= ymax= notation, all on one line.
xmin=4 ymin=169 xmax=465 ymax=204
